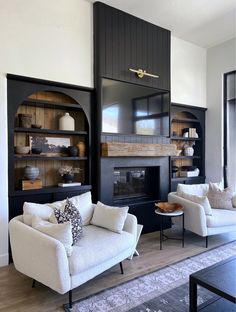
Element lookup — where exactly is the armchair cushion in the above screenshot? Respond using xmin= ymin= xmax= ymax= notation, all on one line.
xmin=23 ymin=191 xmax=93 ymax=227
xmin=69 ymin=225 xmax=134 ymax=275
xmin=206 ymin=209 xmax=236 ymax=227
xmin=90 ymin=201 xmax=128 ymax=234
xmin=177 ymin=183 xmax=209 ymax=197
xmin=32 ymin=215 xmax=73 ymax=256
xmin=53 ymin=198 xmax=83 ymax=245
xmin=207 ymin=183 xmax=233 ymax=210
xmin=178 ymin=191 xmax=212 ymax=215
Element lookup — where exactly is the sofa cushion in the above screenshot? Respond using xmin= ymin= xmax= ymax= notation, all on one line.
xmin=53 ymin=198 xmax=83 ymax=245
xmin=178 ymin=192 xmax=212 ymax=216
xmin=207 ymin=183 xmax=233 ymax=210
xmin=23 ymin=202 xmax=53 ymax=226
xmin=206 ymin=209 xmax=236 ymax=227
xmin=31 ymin=215 xmax=73 ymax=256
xmin=69 ymin=225 xmax=134 ymax=275
xmin=49 ymin=191 xmax=93 ymax=225
xmin=177 ymin=183 xmax=209 ymax=197
xmin=22 ymin=191 xmax=93 ymax=227
xmin=90 ymin=201 xmax=128 ymax=234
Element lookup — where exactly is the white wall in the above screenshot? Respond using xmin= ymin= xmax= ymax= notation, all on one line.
xmin=0 ymin=0 xmax=93 ymax=266
xmin=206 ymin=38 xmax=236 ymax=183
xmin=0 ymin=1 xmax=209 ymax=267
xmin=171 ymin=36 xmax=206 ymax=107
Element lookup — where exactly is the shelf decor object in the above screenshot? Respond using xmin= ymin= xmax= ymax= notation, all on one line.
xmin=129 ymin=68 xmax=159 ymax=79
xmin=29 ymin=136 xmax=71 ymax=156
xmin=24 ymin=166 xmax=39 ymax=180
xmin=59 ymin=112 xmax=75 ymax=131
xmin=18 ymin=113 xmax=32 ymax=128
xmin=77 ymin=141 xmax=86 ymax=157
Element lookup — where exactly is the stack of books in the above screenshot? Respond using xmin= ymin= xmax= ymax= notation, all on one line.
xmin=182 ymin=128 xmax=198 ymax=138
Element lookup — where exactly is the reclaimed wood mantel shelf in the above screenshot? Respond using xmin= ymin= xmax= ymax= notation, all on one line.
xmin=101 ymin=142 xmax=177 ymax=157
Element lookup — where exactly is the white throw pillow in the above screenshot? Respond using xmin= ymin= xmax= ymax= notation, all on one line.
xmin=207 ymin=183 xmax=233 ymax=210
xmin=23 ymin=202 xmax=53 ymax=226
xmin=90 ymin=201 xmax=128 ymax=233
xmin=70 ymin=192 xmax=94 ymax=225
xmin=179 ymin=191 xmax=212 ymax=216
xmin=32 ymin=215 xmax=73 ymax=256
xmin=177 ymin=184 xmax=209 ymax=197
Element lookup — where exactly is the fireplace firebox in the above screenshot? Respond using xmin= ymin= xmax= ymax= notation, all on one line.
xmin=114 ymin=167 xmax=160 ymax=201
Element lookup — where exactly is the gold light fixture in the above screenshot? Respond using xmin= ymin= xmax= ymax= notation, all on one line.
xmin=129 ymin=68 xmax=159 ymax=79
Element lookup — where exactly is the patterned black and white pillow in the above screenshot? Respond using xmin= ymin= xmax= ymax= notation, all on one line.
xmin=54 ymin=198 xmax=83 ymax=245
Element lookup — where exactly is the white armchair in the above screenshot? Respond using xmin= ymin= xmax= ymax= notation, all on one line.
xmin=168 ymin=184 xmax=236 ymax=247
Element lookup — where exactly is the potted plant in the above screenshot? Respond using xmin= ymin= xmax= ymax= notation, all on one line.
xmin=58 ymin=166 xmax=82 ymax=183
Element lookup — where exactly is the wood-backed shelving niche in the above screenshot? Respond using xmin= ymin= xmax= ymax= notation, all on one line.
xmin=8 ymin=75 xmax=93 ymax=220
xmin=170 ymin=103 xmax=207 ymax=191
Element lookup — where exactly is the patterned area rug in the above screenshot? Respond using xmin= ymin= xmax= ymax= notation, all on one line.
xmin=64 ymin=241 xmax=236 ymax=312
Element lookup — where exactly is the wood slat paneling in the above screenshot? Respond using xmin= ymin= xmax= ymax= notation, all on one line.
xmin=94 ymin=2 xmax=170 ymax=90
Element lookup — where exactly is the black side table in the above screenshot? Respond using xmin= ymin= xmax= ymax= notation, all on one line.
xmin=155 ymin=209 xmax=184 ymax=250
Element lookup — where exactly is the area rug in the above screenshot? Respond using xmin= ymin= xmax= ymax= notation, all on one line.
xmin=64 ymin=241 xmax=236 ymax=312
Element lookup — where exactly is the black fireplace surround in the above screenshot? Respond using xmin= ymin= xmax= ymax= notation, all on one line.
xmin=100 ymin=156 xmax=170 ymax=233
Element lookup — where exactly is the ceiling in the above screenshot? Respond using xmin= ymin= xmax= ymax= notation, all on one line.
xmin=89 ymin=0 xmax=236 ymax=48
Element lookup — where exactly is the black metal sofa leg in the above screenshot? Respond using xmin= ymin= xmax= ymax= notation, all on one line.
xmin=205 ymin=236 xmax=208 ymax=248
xmin=120 ymin=262 xmax=124 ymax=274
xmin=32 ymin=279 xmax=36 ymax=288
xmin=69 ymin=290 xmax=72 ymax=309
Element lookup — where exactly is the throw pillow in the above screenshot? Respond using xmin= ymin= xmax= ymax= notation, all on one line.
xmin=31 ymin=215 xmax=73 ymax=256
xmin=53 ymin=198 xmax=83 ymax=245
xmin=23 ymin=202 xmax=54 ymax=226
xmin=90 ymin=201 xmax=128 ymax=234
xmin=176 ymin=184 xmax=209 ymax=197
xmin=207 ymin=182 xmax=233 ymax=210
xmin=179 ymin=191 xmax=212 ymax=216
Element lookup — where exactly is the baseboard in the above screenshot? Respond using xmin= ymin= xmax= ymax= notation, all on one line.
xmin=0 ymin=253 xmax=9 ymax=267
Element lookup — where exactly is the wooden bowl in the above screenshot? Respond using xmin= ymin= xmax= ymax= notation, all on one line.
xmin=155 ymin=202 xmax=183 ymax=213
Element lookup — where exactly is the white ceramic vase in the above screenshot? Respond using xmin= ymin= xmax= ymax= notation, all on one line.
xmin=184 ymin=147 xmax=194 ymax=156
xmin=59 ymin=113 xmax=75 ymax=131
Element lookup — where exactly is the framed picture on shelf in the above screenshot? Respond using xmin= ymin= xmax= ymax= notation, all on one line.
xmin=29 ymin=135 xmax=71 ymax=156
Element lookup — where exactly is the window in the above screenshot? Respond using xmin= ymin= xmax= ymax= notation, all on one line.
xmin=224 ymin=70 xmax=236 ymax=191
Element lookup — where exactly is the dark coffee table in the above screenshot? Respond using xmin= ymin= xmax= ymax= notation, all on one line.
xmin=189 ymin=256 xmax=236 ymax=311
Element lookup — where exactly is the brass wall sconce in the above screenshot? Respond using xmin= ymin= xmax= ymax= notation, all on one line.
xmin=129 ymin=68 xmax=159 ymax=79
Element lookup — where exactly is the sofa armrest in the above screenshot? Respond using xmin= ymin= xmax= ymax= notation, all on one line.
xmin=9 ymin=216 xmax=70 ymax=294
xmin=123 ymin=213 xmax=137 ymax=238
xmin=168 ymin=192 xmax=208 ymax=237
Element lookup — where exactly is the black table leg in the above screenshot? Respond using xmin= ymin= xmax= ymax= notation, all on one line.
xmin=189 ymin=276 xmax=197 ymax=312
xmin=160 ymin=214 xmax=163 ymax=250
xmin=182 ymin=213 xmax=185 ymax=248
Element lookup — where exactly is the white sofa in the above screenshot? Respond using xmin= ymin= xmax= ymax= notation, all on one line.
xmin=168 ymin=184 xmax=236 ymax=247
xmin=9 ymin=192 xmax=137 ymax=308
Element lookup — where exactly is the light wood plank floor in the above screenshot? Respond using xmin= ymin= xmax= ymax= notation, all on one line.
xmin=1 ymin=229 xmax=236 ymax=312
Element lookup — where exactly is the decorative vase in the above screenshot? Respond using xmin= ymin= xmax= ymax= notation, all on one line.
xmin=63 ymin=173 xmax=74 ymax=183
xmin=68 ymin=146 xmax=78 ymax=157
xmin=184 ymin=147 xmax=194 ymax=156
xmin=77 ymin=141 xmax=86 ymax=157
xmin=24 ymin=166 xmax=39 ymax=180
xmin=18 ymin=114 xmax=32 ymax=128
xmin=59 ymin=113 xmax=75 ymax=131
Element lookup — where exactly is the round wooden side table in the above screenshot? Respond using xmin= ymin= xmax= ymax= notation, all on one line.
xmin=155 ymin=208 xmax=184 ymax=250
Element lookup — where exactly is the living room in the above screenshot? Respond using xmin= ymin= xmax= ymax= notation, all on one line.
xmin=0 ymin=0 xmax=236 ymax=311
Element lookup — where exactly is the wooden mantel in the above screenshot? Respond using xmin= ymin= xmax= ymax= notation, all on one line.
xmin=101 ymin=142 xmax=177 ymax=157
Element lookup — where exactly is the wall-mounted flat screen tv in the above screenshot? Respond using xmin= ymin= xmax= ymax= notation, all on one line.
xmin=102 ymin=78 xmax=170 ymax=136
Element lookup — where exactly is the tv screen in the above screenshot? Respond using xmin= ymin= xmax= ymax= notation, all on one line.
xmin=102 ymin=78 xmax=169 ymax=136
